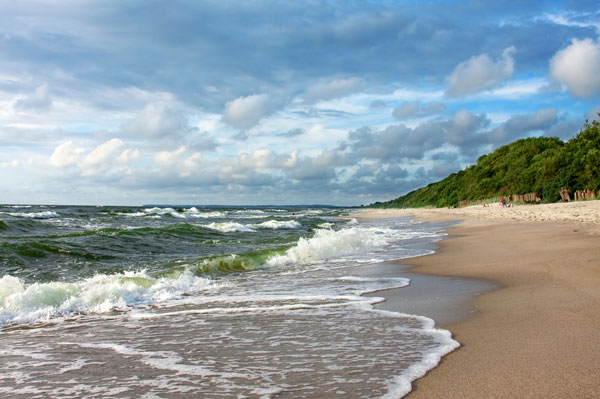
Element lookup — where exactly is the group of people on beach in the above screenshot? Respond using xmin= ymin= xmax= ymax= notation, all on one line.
xmin=481 ymin=199 xmax=512 ymax=208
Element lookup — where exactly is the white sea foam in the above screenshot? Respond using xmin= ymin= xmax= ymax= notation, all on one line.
xmin=143 ymin=207 xmax=185 ymax=218
xmin=306 ymin=209 xmax=324 ymax=215
xmin=122 ymin=208 xmax=186 ymax=218
xmin=266 ymin=227 xmax=389 ymax=267
xmin=206 ymin=222 xmax=256 ymax=233
xmin=251 ymin=220 xmax=302 ymax=230
xmin=119 ymin=211 xmax=147 ymax=217
xmin=6 ymin=211 xmax=60 ymax=219
xmin=335 ymin=276 xmax=409 ymax=284
xmin=233 ymin=209 xmax=265 ymax=215
xmin=185 ymin=208 xmax=226 ymax=218
xmin=228 ymin=209 xmax=270 ymax=219
xmin=375 ymin=310 xmax=460 ymax=399
xmin=317 ymin=222 xmax=334 ymax=229
xmin=0 ymin=271 xmax=216 ymax=327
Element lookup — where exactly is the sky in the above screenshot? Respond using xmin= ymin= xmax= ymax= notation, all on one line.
xmin=1 ymin=0 xmax=600 ymax=206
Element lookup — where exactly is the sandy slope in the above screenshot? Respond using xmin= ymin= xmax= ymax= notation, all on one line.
xmin=356 ymin=200 xmax=600 ymax=229
xmin=356 ymin=201 xmax=600 ymax=398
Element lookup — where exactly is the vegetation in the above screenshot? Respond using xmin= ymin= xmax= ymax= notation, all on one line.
xmin=370 ymin=118 xmax=600 ymax=208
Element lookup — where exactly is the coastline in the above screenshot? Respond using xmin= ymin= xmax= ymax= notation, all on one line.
xmin=356 ymin=202 xmax=600 ymax=398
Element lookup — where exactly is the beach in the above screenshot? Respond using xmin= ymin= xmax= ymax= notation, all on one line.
xmin=358 ymin=201 xmax=600 ymax=398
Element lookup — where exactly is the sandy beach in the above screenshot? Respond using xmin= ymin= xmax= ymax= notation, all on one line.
xmin=358 ymin=201 xmax=600 ymax=398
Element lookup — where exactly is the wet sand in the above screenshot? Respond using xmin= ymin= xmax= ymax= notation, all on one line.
xmin=364 ymin=257 xmax=497 ymax=326
xmin=357 ymin=203 xmax=600 ymax=398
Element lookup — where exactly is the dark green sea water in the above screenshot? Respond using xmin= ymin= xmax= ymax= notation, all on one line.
xmin=0 ymin=204 xmax=458 ymax=398
xmin=0 ymin=205 xmax=343 ymax=283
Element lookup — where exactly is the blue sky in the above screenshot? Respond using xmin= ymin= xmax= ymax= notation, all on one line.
xmin=1 ymin=0 xmax=599 ymax=206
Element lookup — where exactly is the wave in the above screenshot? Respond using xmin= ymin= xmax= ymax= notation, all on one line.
xmin=0 ymin=222 xmax=218 ymax=248
xmin=185 ymin=208 xmax=226 ymax=218
xmin=266 ymin=227 xmax=389 ymax=267
xmin=206 ymin=222 xmax=256 ymax=233
xmin=186 ymin=225 xmax=394 ymax=273
xmin=233 ymin=209 xmax=265 ymax=215
xmin=118 ymin=207 xmax=228 ymax=219
xmin=0 ymin=218 xmax=57 ymax=236
xmin=3 ymin=211 xmax=60 ymax=219
xmin=0 ymin=223 xmax=398 ymax=327
xmin=144 ymin=207 xmax=185 ymax=218
xmin=116 ymin=207 xmax=185 ymax=218
xmin=0 ymin=270 xmax=216 ymax=328
xmin=3 ymin=240 xmax=114 ymax=261
xmin=251 ymin=220 xmax=303 ymax=230
xmin=205 ymin=219 xmax=303 ymax=232
xmin=0 ymin=245 xmax=290 ymax=327
xmin=318 ymin=222 xmax=334 ymax=229
xmin=182 ymin=248 xmax=289 ymax=276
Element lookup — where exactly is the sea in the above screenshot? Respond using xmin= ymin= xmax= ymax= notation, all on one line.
xmin=0 ymin=204 xmax=459 ymax=398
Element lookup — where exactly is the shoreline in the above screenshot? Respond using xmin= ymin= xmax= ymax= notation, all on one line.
xmin=356 ymin=203 xmax=600 ymax=398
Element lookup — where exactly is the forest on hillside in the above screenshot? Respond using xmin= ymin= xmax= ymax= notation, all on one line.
xmin=370 ymin=118 xmax=600 ymax=208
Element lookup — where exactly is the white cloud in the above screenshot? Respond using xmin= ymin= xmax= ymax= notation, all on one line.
xmin=14 ymin=84 xmax=53 ymax=111
xmin=118 ymin=148 xmax=140 ymax=164
xmin=153 ymin=146 xmax=204 ymax=177
xmin=488 ymin=78 xmax=547 ymax=99
xmin=81 ymin=138 xmax=125 ymax=175
xmin=122 ymin=103 xmax=188 ymax=138
xmin=154 ymin=146 xmax=187 ymax=166
xmin=179 ymin=153 xmax=203 ymax=177
xmin=304 ymin=77 xmax=366 ymax=103
xmin=0 ymin=160 xmax=20 ymax=168
xmin=542 ymin=12 xmax=600 ymax=33
xmin=51 ymin=139 xmax=138 ymax=176
xmin=49 ymin=141 xmax=83 ymax=167
xmin=222 ymin=94 xmax=272 ymax=130
xmin=223 ymin=149 xmax=298 ymax=173
xmin=550 ymin=38 xmax=600 ymax=97
xmin=446 ymin=47 xmax=516 ymax=97
xmin=82 ymin=138 xmax=124 ymax=167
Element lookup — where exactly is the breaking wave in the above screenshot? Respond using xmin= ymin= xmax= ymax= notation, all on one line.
xmin=0 ymin=271 xmax=216 ymax=328
xmin=266 ymin=227 xmax=390 ymax=267
xmin=251 ymin=220 xmax=303 ymax=230
xmin=4 ymin=211 xmax=60 ymax=219
xmin=206 ymin=222 xmax=256 ymax=233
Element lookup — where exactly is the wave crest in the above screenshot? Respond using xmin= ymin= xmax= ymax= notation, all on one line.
xmin=0 ymin=271 xmax=215 ymax=327
xmin=266 ymin=227 xmax=388 ymax=266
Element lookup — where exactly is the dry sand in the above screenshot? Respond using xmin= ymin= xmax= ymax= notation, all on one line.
xmin=357 ymin=201 xmax=600 ymax=398
xmin=357 ymin=199 xmax=600 ymax=229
